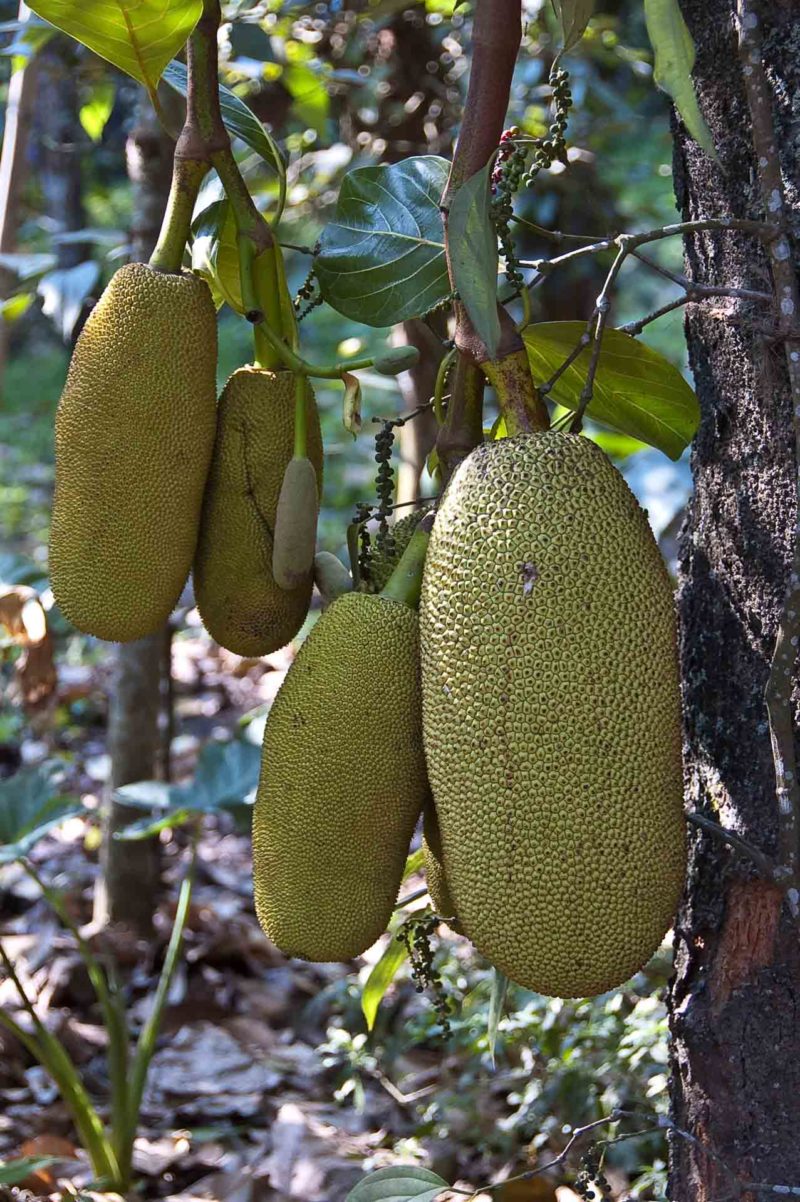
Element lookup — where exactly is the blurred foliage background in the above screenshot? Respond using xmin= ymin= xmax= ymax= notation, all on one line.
xmin=0 ymin=3 xmax=691 ymax=1197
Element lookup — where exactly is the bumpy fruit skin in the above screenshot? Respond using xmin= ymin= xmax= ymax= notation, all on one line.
xmin=420 ymin=432 xmax=686 ymax=999
xmin=422 ymin=802 xmax=459 ymax=928
xmin=253 ymin=592 xmax=427 ymax=961
xmin=365 ymin=506 xmax=432 ymax=593
xmin=50 ymin=263 xmax=217 ymax=642
xmin=193 ymin=368 xmax=323 ymax=656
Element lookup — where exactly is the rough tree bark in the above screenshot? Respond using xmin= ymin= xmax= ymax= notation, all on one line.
xmin=669 ymin=1 xmax=800 ymax=1196
xmin=93 ymin=95 xmax=176 ymax=933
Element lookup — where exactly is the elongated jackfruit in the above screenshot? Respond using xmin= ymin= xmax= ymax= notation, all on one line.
xmin=49 ymin=263 xmax=218 ymax=641
xmin=422 ymin=802 xmax=459 ymax=926
xmin=193 ymin=368 xmax=323 ymax=657
xmin=420 ymin=432 xmax=686 ymax=999
xmin=253 ymin=591 xmax=428 ymax=961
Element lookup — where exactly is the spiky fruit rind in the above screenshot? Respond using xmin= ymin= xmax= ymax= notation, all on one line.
xmin=366 ymin=506 xmax=432 ymax=594
xmin=50 ymin=263 xmax=218 ymax=641
xmin=253 ymin=592 xmax=427 ymax=962
xmin=422 ymin=802 xmax=460 ymax=929
xmin=420 ymin=432 xmax=686 ymax=999
xmin=193 ymin=368 xmax=323 ymax=657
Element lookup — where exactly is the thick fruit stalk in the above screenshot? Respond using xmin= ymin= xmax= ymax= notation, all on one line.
xmin=193 ymin=368 xmax=323 ymax=657
xmin=49 ymin=263 xmax=218 ymax=642
xmin=252 ymin=521 xmax=432 ymax=962
xmin=420 ymin=432 xmax=686 ymax=999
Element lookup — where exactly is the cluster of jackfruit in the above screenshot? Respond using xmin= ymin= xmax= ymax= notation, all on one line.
xmin=251 ymin=430 xmax=686 ymax=1000
xmin=50 ymin=265 xmax=323 ymax=654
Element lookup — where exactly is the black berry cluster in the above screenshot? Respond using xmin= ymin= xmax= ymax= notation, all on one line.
xmin=522 ymin=65 xmax=573 ymax=186
xmin=573 ymin=1145 xmax=612 ymax=1201
xmin=397 ymin=912 xmax=453 ymax=1035
xmin=294 ymin=245 xmax=323 ymax=321
xmin=490 ymin=125 xmax=527 ymax=294
xmin=373 ymin=419 xmax=397 ymax=554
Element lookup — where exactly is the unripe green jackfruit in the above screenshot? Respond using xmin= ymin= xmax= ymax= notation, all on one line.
xmin=253 ymin=591 xmax=427 ymax=962
xmin=50 ymin=263 xmax=218 ymax=642
xmin=420 ymin=432 xmax=686 ymax=999
xmin=193 ymin=368 xmax=323 ymax=657
xmin=422 ymin=802 xmax=459 ymax=927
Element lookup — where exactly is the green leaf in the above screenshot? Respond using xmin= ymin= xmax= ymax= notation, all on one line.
xmin=283 ymin=62 xmax=329 ymax=136
xmin=316 ymin=156 xmax=451 ymax=327
xmin=163 ymin=59 xmax=286 ymax=205
xmin=402 ymin=847 xmax=425 ymax=881
xmin=487 ymin=969 xmax=508 ymax=1067
xmin=0 ymin=1157 xmax=58 ymax=1186
xmin=346 ymin=1166 xmax=450 ymax=1202
xmin=447 ymin=163 xmax=500 ymax=359
xmin=114 ymin=739 xmax=261 ymax=838
xmin=551 ymin=0 xmax=594 ymax=53
xmin=26 ymin=0 xmax=202 ymax=105
xmin=192 ymin=199 xmax=244 ymax=313
xmin=361 ymin=932 xmax=409 ymax=1031
xmin=0 ymin=764 xmax=82 ymax=864
xmin=523 ymin=322 xmax=699 ymax=459
xmin=644 ymin=0 xmax=717 ymax=161
xmin=79 ymin=80 xmax=115 ymax=143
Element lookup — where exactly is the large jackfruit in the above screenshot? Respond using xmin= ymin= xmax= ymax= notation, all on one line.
xmin=49 ymin=263 xmax=218 ymax=641
xmin=253 ymin=591 xmax=427 ymax=961
xmin=193 ymin=368 xmax=323 ymax=657
xmin=420 ymin=432 xmax=686 ymax=999
xmin=422 ymin=802 xmax=459 ymax=927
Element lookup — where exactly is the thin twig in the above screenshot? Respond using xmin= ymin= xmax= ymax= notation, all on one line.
xmin=686 ymin=812 xmax=776 ymax=879
xmin=735 ymin=0 xmax=800 ymax=916
xmin=620 ymin=286 xmax=773 ymax=336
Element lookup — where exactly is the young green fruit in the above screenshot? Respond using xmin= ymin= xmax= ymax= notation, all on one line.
xmin=420 ymin=432 xmax=686 ymax=999
xmin=253 ymin=527 xmax=431 ymax=962
xmin=372 ymin=345 xmax=420 ymax=376
xmin=272 ymin=456 xmax=319 ymax=591
xmin=49 ymin=263 xmax=218 ymax=642
xmin=193 ymin=368 xmax=323 ymax=657
xmin=313 ymin=551 xmax=353 ymax=605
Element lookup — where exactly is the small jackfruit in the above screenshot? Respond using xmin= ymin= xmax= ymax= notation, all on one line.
xmin=420 ymin=432 xmax=686 ymax=999
xmin=253 ymin=590 xmax=428 ymax=962
xmin=313 ymin=551 xmax=352 ymax=605
xmin=272 ymin=456 xmax=319 ymax=591
xmin=49 ymin=263 xmax=218 ymax=641
xmin=193 ymin=368 xmax=323 ymax=657
xmin=422 ymin=802 xmax=459 ymax=927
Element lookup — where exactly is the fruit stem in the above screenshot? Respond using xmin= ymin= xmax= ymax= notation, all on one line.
xmin=149 ymin=157 xmax=208 ymax=273
xmin=293 ymin=372 xmax=308 ymax=459
xmin=435 ymin=353 xmax=485 ymax=486
xmin=482 ymin=348 xmax=549 ymax=433
xmin=380 ymin=512 xmax=434 ymax=610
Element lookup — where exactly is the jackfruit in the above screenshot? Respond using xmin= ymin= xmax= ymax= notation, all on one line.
xmin=419 ymin=432 xmax=685 ymax=999
xmin=49 ymin=263 xmax=218 ymax=641
xmin=273 ymin=456 xmax=319 ymax=591
xmin=253 ymin=587 xmax=427 ymax=962
xmin=365 ymin=505 xmax=433 ymax=593
xmin=193 ymin=368 xmax=323 ymax=656
xmin=422 ymin=802 xmax=459 ymax=926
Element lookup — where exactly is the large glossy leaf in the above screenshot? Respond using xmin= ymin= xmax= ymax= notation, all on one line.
xmin=524 ymin=323 xmax=699 ymax=460
xmin=644 ymin=0 xmax=717 ymax=161
xmin=447 ymin=162 xmax=500 ymax=359
xmin=551 ymin=0 xmax=594 ymax=53
xmin=361 ymin=932 xmax=409 ymax=1031
xmin=316 ymin=156 xmax=450 ymax=326
xmin=192 ymin=199 xmax=244 ymax=313
xmin=346 ymin=1166 xmax=450 ymax=1202
xmin=0 ymin=764 xmax=81 ymax=865
xmin=114 ymin=738 xmax=260 ymax=838
xmin=163 ymin=60 xmax=286 ymax=206
xmin=27 ymin=0 xmax=202 ymax=105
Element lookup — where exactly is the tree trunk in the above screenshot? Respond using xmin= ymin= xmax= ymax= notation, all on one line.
xmin=94 ymin=95 xmax=176 ymax=933
xmin=669 ymin=1 xmax=800 ymax=1196
xmin=33 ymin=36 xmax=86 ymax=270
